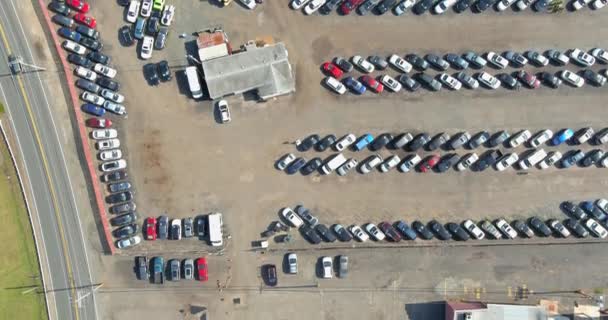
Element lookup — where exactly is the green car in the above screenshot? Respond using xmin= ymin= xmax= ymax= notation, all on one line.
xmin=153 ymin=0 xmax=165 ymax=10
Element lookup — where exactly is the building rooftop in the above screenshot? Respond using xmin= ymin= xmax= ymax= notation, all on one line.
xmin=455 ymin=304 xmax=548 ymax=320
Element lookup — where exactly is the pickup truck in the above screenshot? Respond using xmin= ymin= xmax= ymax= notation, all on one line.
xmin=152 ymin=256 xmax=164 ymax=284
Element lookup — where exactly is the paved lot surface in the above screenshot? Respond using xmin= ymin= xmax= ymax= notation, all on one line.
xmin=86 ymin=1 xmax=608 ymax=319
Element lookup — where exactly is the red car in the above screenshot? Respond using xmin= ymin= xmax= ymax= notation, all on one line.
xmin=74 ymin=13 xmax=96 ymax=28
xmin=66 ymin=0 xmax=90 ymax=13
xmin=322 ymin=62 xmax=343 ymax=79
xmin=340 ymin=0 xmax=365 ymax=14
xmin=196 ymin=257 xmax=208 ymax=282
xmin=85 ymin=118 xmax=112 ymax=128
xmin=420 ymin=155 xmax=440 ymax=173
xmin=516 ymin=70 xmax=540 ymax=89
xmin=144 ymin=217 xmax=157 ymax=240
xmin=360 ymin=75 xmax=384 ymax=93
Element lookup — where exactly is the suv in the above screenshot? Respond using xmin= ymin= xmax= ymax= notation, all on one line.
xmin=448 ymin=132 xmax=471 ymax=150
xmin=475 ymin=150 xmax=503 ymax=171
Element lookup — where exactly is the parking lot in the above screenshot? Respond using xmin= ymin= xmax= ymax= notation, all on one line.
xmin=80 ymin=1 xmax=608 ymax=319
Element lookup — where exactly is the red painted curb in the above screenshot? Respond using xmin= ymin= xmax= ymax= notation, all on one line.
xmin=38 ymin=0 xmax=115 ymax=255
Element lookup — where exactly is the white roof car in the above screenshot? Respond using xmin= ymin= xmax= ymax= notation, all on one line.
xmin=380 ymin=75 xmax=402 ymax=92
xmin=101 ymin=159 xmax=127 ymax=172
xmin=277 ymin=153 xmax=296 ymax=170
xmin=495 ymin=219 xmax=517 ymax=239
xmin=478 ymin=72 xmax=501 ymax=89
xmin=591 ymin=0 xmax=608 ymax=9
xmin=394 ymin=0 xmax=416 ymax=14
xmin=601 ymin=156 xmax=608 ymax=168
xmin=438 ymin=73 xmax=462 ymax=90
xmin=575 ymin=127 xmax=594 ymax=144
xmin=388 ymin=54 xmax=412 ymax=73
xmin=360 ymin=155 xmax=383 ymax=174
xmin=495 ymin=153 xmax=519 ymax=171
xmin=463 ymin=220 xmax=485 ymax=240
xmin=75 ymin=66 xmax=97 ymax=81
xmin=240 ymin=0 xmax=258 ymax=9
xmin=287 ymin=253 xmax=298 ymax=274
xmin=99 ymin=149 xmax=122 ymax=161
xmin=116 ymin=235 xmax=141 ymax=249
xmin=486 ymin=51 xmax=509 ymax=69
xmin=92 ymin=129 xmax=118 ymax=140
xmin=335 ymin=134 xmax=356 ymax=151
xmin=434 ymin=0 xmax=458 ymax=13
xmin=516 ymin=0 xmax=535 ymax=10
xmin=509 ymin=129 xmax=531 ymax=148
xmin=281 ymin=207 xmax=304 ymax=228
xmin=549 ymin=219 xmax=571 ymax=238
xmin=560 ymin=70 xmax=585 ymax=87
xmin=336 ymin=158 xmax=357 ymax=176
xmin=171 ymin=219 xmax=182 ymax=240
xmin=379 ymin=155 xmax=401 ymax=173
xmin=321 ymin=256 xmax=333 ymax=279
xmin=127 ymin=1 xmax=140 ymax=23
xmin=217 ymin=100 xmax=231 ymax=123
xmin=161 ymin=5 xmax=175 ymax=26
xmin=100 ymin=89 xmax=125 ymax=103
xmin=63 ymin=40 xmax=86 ymax=55
xmin=352 ymin=55 xmax=375 ymax=73
xmin=304 ymin=0 xmax=327 ymax=14
xmin=349 ymin=225 xmax=369 ymax=242
xmin=529 ymin=129 xmax=553 ymax=148
xmin=399 ymin=154 xmax=421 ymax=172
xmin=590 ymin=48 xmax=608 ymax=64
xmin=572 ymin=0 xmax=593 ymax=10
xmin=538 ymin=151 xmax=562 ymax=170
xmin=325 ymin=76 xmax=346 ymax=95
xmin=141 ymin=36 xmax=154 ymax=60
xmin=94 ymin=64 xmax=117 ymax=79
xmin=291 ymin=0 xmax=312 ymax=9
xmin=96 ymin=138 xmax=120 ymax=151
xmin=570 ymin=48 xmax=595 ymax=66
xmin=496 ymin=0 xmax=517 ymax=10
xmin=596 ymin=199 xmax=608 ymax=213
xmin=81 ymin=92 xmax=105 ymax=106
xmin=140 ymin=0 xmax=152 ymax=17
xmin=103 ymin=101 xmax=127 ymax=115
xmin=364 ymin=223 xmax=386 ymax=241
xmin=456 ymin=153 xmax=479 ymax=171
xmin=586 ymin=219 xmax=607 ymax=238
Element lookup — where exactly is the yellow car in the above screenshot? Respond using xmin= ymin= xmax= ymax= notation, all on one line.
xmin=153 ymin=0 xmax=165 ymax=11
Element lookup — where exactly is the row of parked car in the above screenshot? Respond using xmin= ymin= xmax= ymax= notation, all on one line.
xmin=142 ymin=215 xmax=207 ymax=241
xmin=135 ymin=256 xmax=209 ymax=284
xmin=50 ymin=0 xmax=139 ymax=249
xmin=122 ymin=0 xmax=175 ymax=59
xmin=263 ymin=254 xmax=348 ymax=286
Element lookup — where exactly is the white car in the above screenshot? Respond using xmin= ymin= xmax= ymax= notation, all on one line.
xmin=570 ymin=48 xmax=596 ymax=66
xmin=349 ymin=225 xmax=369 ymax=242
xmin=538 ymin=151 xmax=562 ymax=170
xmin=141 ymin=36 xmax=154 ymax=60
xmin=103 ymin=101 xmax=127 ymax=115
xmin=101 ymin=159 xmax=127 ymax=172
xmin=161 ymin=5 xmax=175 ymax=26
xmin=380 ymin=75 xmax=402 ymax=92
xmin=575 ymin=127 xmax=594 ymax=144
xmin=99 ymin=149 xmax=122 ymax=161
xmin=96 ymin=138 xmax=120 ymax=151
xmin=336 ymin=159 xmax=357 ymax=176
xmin=171 ymin=219 xmax=182 ymax=240
xmin=92 ymin=129 xmax=118 ymax=140
xmin=140 ymin=0 xmax=152 ymax=17
xmin=456 ymin=153 xmax=478 ymax=171
xmin=586 ymin=219 xmax=607 ymax=238
xmin=516 ymin=0 xmax=534 ymax=9
xmin=549 ymin=219 xmax=571 ymax=238
xmin=239 ymin=0 xmax=257 ymax=9
xmin=560 ymin=70 xmax=585 ymax=87
xmin=388 ymin=54 xmax=412 ymax=73
xmin=281 ymin=207 xmax=303 ymax=228
xmin=94 ymin=64 xmax=117 ymax=79
xmin=379 ymin=155 xmax=401 ymax=173
xmin=360 ymin=155 xmax=382 ymax=174
xmin=325 ymin=76 xmax=346 ymax=94
xmin=116 ymin=235 xmax=141 ymax=249
xmin=81 ymin=92 xmax=105 ymax=106
xmin=477 ymin=72 xmax=501 ymax=89
xmin=496 ymin=0 xmax=517 ymax=10
xmin=486 ymin=51 xmax=509 ymax=69
xmin=364 ymin=223 xmax=386 ymax=241
xmin=508 ymin=130 xmax=531 ymax=148
xmin=438 ymin=73 xmax=462 ymax=90
xmin=495 ymin=153 xmax=519 ymax=171
xmin=216 ymin=100 xmax=231 ymax=123
xmin=321 ymin=256 xmax=333 ymax=279
xmin=394 ymin=0 xmax=416 ymax=14
xmin=572 ymin=0 xmax=593 ymax=10
xmin=74 ymin=66 xmax=97 ymax=81
xmin=434 ymin=0 xmax=458 ymax=13
xmin=291 ymin=0 xmax=312 ymax=9
xmin=304 ymin=0 xmax=327 ymax=14
xmin=529 ymin=129 xmax=553 ymax=148
xmin=399 ymin=154 xmax=421 ymax=172
xmin=127 ymin=1 xmax=140 ymax=23
xmin=596 ymin=199 xmax=608 ymax=214
xmin=62 ymin=40 xmax=86 ymax=54
xmin=591 ymin=0 xmax=608 ymax=9
xmin=495 ymin=219 xmax=517 ymax=239
xmin=352 ymin=55 xmax=375 ymax=73
xmin=590 ymin=48 xmax=608 ymax=64
xmin=287 ymin=253 xmax=298 ymax=274
xmin=100 ymin=89 xmax=125 ymax=103
xmin=463 ymin=220 xmax=485 ymax=240
xmin=335 ymin=134 xmax=356 ymax=151
xmin=277 ymin=153 xmax=296 ymax=170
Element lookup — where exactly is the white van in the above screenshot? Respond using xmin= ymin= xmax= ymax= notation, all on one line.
xmin=320 ymin=153 xmax=347 ymax=175
xmin=185 ymin=66 xmax=203 ymax=99
xmin=208 ymin=212 xmax=223 ymax=247
xmin=519 ymin=149 xmax=547 ymax=170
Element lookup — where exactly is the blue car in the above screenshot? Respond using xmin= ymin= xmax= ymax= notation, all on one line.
xmin=134 ymin=17 xmax=146 ymax=39
xmin=286 ymin=158 xmax=306 ymax=175
xmin=58 ymin=27 xmax=81 ymax=42
xmin=552 ymin=129 xmax=574 ymax=145
xmin=343 ymin=76 xmax=366 ymax=94
xmin=580 ymin=201 xmax=607 ymax=221
xmin=395 ymin=220 xmax=417 ymax=240
xmin=353 ymin=134 xmax=374 ymax=151
xmin=82 ymin=103 xmax=105 ymax=116
xmin=561 ymin=150 xmax=584 ymax=168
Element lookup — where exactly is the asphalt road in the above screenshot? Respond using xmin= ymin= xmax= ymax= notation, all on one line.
xmin=0 ymin=1 xmax=97 ymax=319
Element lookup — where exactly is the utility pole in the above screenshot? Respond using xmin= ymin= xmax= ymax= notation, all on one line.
xmin=8 ymin=55 xmax=46 ymax=74
xmin=74 ymin=283 xmax=103 ymax=308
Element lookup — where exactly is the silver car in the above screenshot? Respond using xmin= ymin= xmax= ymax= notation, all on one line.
xmin=183 ymin=259 xmax=194 ymax=280
xmin=338 ymin=255 xmax=348 ymax=278
xmin=337 ymin=158 xmax=357 ymax=176
xmin=287 ymin=253 xmax=298 ymax=274
xmin=183 ymin=217 xmax=194 ymax=238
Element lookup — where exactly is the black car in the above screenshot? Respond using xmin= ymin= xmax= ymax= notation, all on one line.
xmin=540 ymin=72 xmax=561 ymax=89
xmin=300 ymin=225 xmax=322 ymax=244
xmin=319 ymin=0 xmax=344 ymax=14
xmin=498 ymin=73 xmax=521 ymax=90
xmin=533 ymin=0 xmax=549 ymax=11
xmin=413 ymin=0 xmax=433 ymax=14
xmin=406 ymin=54 xmax=429 ymax=71
xmin=106 ymin=191 xmax=133 ymax=204
xmin=68 ymin=53 xmax=93 ymax=68
xmin=110 ymin=212 xmax=137 ymax=227
xmin=109 ymin=202 xmax=136 ymax=215
xmin=446 ymin=223 xmax=469 ymax=241
xmin=370 ymin=133 xmax=393 ymax=151
xmin=474 ymin=150 xmax=503 ymax=171
xmin=375 ymin=0 xmax=397 ymax=14
xmin=427 ymin=133 xmax=450 ymax=151
xmin=529 ymin=216 xmax=551 ymax=237
xmin=171 ymin=222 xmax=181 ymax=240
xmin=475 ymin=0 xmax=496 ymax=11
xmin=113 ymin=223 xmax=139 ymax=238
xmin=97 ymin=77 xmax=120 ymax=91
xmin=397 ymin=74 xmax=421 ymax=91
xmin=102 ymin=170 xmax=128 ymax=183
xmin=394 ymin=220 xmax=417 ymax=240
xmin=564 ymin=219 xmax=589 ymax=238
xmin=158 ymin=60 xmax=172 ymax=81
xmin=436 ymin=154 xmax=460 ymax=173
xmin=316 ymin=134 xmax=336 ymax=152
xmin=75 ymin=79 xmax=100 ymax=93
xmin=412 ymin=221 xmax=434 ymax=240
xmin=449 ymin=132 xmax=471 ymax=150
xmin=425 ymin=54 xmax=450 ymax=71
xmin=49 ymin=2 xmax=71 ymax=16
xmin=155 ymin=27 xmax=168 ymax=50
xmin=582 ymin=149 xmax=604 ymax=167
xmin=301 ymin=157 xmax=322 ymax=175
xmin=487 ymin=131 xmax=510 ymax=147
xmin=315 ymin=224 xmax=337 ymax=242
xmin=454 ymin=0 xmax=474 ymax=12
xmin=144 ymin=63 xmax=160 ymax=86
xmin=297 ymin=134 xmax=320 ymax=152
xmin=334 ymin=57 xmax=353 ymax=72
xmin=88 ymin=51 xmax=110 ymax=65
xmin=135 ymin=256 xmax=149 ymax=280
xmin=158 ymin=216 xmax=169 ymax=240
xmin=332 ymin=224 xmax=353 ymax=242
xmin=445 ymin=53 xmax=469 ymax=70
xmin=79 ymin=37 xmax=102 ymax=51
xmin=416 ymin=73 xmax=442 ymax=91
xmin=76 ymin=25 xmax=99 ymax=40
xmin=429 ymin=220 xmax=452 ymax=240
xmin=512 ymin=220 xmax=534 ymax=238
xmin=583 ymin=70 xmax=606 ymax=87
xmin=196 ymin=215 xmax=207 ymax=236
xmin=468 ymin=131 xmax=489 ymax=149
xmin=368 ymin=56 xmax=388 ymax=70
xmin=264 ymin=264 xmax=278 ymax=286
xmin=52 ymin=14 xmax=74 ymax=28
xmin=286 ymin=158 xmax=307 ymax=175
xmin=357 ymin=0 xmax=378 ymax=15
xmin=119 ymin=25 xmax=134 ymax=46
xmin=561 ymin=201 xmax=587 ymax=220
xmin=118 ymin=0 xmax=130 ymax=5
xmin=147 ymin=17 xmax=160 ymax=35
xmin=109 ymin=181 xmax=131 ymax=193
xmin=408 ymin=133 xmax=431 ymax=151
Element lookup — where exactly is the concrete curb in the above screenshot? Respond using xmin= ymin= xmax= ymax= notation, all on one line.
xmin=37 ymin=0 xmax=115 ymax=255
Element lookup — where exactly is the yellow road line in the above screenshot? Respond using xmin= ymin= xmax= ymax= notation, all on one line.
xmin=0 ymin=20 xmax=80 ymax=320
